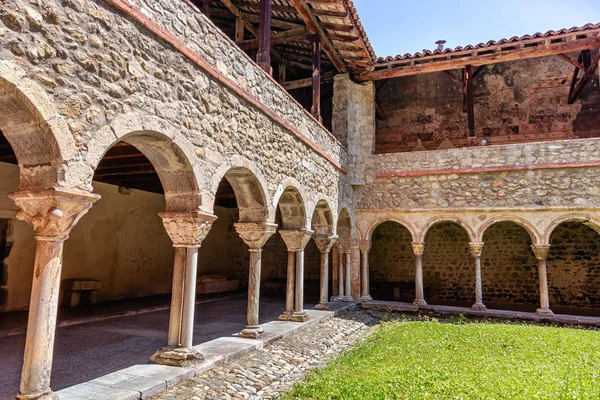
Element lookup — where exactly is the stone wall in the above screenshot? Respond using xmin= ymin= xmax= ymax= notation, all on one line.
xmin=0 ymin=0 xmax=350 ymax=219
xmin=370 ymin=220 xmax=600 ymax=310
xmin=375 ymin=54 xmax=600 ymax=153
xmin=358 ymin=139 xmax=600 ymax=210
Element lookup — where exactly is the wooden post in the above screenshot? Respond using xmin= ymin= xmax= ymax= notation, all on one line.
xmin=279 ymin=62 xmax=286 ymax=84
xmin=311 ymin=35 xmax=322 ymax=121
xmin=202 ymin=2 xmax=210 ymax=17
xmin=465 ymin=65 xmax=475 ymax=139
xmin=235 ymin=17 xmax=245 ymax=43
xmin=256 ymin=0 xmax=272 ymax=75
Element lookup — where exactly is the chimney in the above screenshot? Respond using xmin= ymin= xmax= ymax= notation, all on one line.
xmin=435 ymin=40 xmax=446 ymax=51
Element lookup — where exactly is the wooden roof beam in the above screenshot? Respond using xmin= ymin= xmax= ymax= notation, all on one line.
xmin=360 ymin=36 xmax=600 ymax=81
xmin=238 ymin=27 xmax=309 ymax=50
xmin=289 ymin=0 xmax=347 ymax=73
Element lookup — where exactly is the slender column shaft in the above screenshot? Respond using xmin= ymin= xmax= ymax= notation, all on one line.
xmin=361 ymin=250 xmax=369 ymax=298
xmin=181 ymin=247 xmax=199 ymax=348
xmin=19 ymin=239 xmax=64 ymax=398
xmin=337 ymin=251 xmax=344 ymax=299
xmin=256 ymin=0 xmax=272 ymax=73
xmin=167 ymin=247 xmax=186 ymax=347
xmin=284 ymin=250 xmax=295 ymax=314
xmin=318 ymin=251 xmax=329 ymax=305
xmin=295 ymin=250 xmax=305 ymax=312
xmin=246 ymin=249 xmax=262 ymax=328
xmin=415 ymin=254 xmax=425 ymax=304
xmin=344 ymin=251 xmax=352 ymax=300
xmin=332 ymin=246 xmax=339 ymax=297
xmin=538 ymin=258 xmax=551 ymax=311
xmin=474 ymin=256 xmax=483 ymax=305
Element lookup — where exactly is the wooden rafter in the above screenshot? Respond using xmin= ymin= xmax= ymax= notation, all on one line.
xmin=238 ymin=27 xmax=309 ymax=50
xmin=361 ymin=36 xmax=600 ymax=81
xmin=568 ymin=49 xmax=600 ymax=104
xmin=282 ymin=70 xmax=336 ymax=90
xmin=289 ymin=0 xmax=347 ymax=73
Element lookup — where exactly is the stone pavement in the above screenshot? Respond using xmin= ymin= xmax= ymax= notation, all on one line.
xmin=150 ymin=310 xmax=378 ymax=400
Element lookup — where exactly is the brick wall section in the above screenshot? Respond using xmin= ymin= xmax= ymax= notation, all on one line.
xmin=548 ymin=222 xmax=600 ymax=308
xmin=375 ymin=54 xmax=600 ymax=153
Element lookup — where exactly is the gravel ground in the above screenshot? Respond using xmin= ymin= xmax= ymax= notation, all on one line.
xmin=152 ymin=310 xmax=379 ymax=400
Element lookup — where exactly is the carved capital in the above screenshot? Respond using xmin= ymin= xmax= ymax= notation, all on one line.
xmin=411 ymin=242 xmax=425 ymax=256
xmin=468 ymin=242 xmax=484 ymax=258
xmin=337 ymin=237 xmax=354 ymax=254
xmin=9 ymin=188 xmax=100 ymax=241
xmin=313 ymin=234 xmax=338 ymax=253
xmin=531 ymin=244 xmax=551 ymax=261
xmin=234 ymin=222 xmax=277 ymax=249
xmin=279 ymin=229 xmax=314 ymax=252
xmin=159 ymin=211 xmax=217 ymax=247
xmin=358 ymin=240 xmax=371 ymax=253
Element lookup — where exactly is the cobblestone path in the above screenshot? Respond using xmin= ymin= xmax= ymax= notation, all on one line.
xmin=152 ymin=310 xmax=378 ymax=400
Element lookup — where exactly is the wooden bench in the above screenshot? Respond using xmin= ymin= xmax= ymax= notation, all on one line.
xmin=62 ymin=279 xmax=102 ymax=307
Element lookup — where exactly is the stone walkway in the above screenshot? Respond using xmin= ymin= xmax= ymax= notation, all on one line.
xmin=151 ymin=310 xmax=378 ymax=400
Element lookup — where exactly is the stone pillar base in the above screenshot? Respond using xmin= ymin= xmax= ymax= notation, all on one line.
xmin=278 ymin=311 xmax=295 ymax=321
xmin=238 ymin=326 xmax=264 ymax=339
xmin=150 ymin=346 xmax=204 ymax=368
xmin=413 ymin=299 xmax=427 ymax=307
xmin=289 ymin=311 xmax=310 ymax=322
xmin=359 ymin=295 xmax=373 ymax=302
xmin=314 ymin=303 xmax=329 ymax=310
xmin=471 ymin=303 xmax=487 ymax=312
xmin=536 ymin=308 xmax=555 ymax=317
xmin=16 ymin=390 xmax=60 ymax=400
xmin=341 ymin=296 xmax=354 ymax=302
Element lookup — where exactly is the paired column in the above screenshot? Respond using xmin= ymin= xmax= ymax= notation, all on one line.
xmin=358 ymin=240 xmax=372 ymax=302
xmin=411 ymin=242 xmax=427 ymax=306
xmin=235 ymin=222 xmax=277 ymax=338
xmin=151 ymin=211 xmax=217 ymax=367
xmin=279 ymin=229 xmax=314 ymax=322
xmin=531 ymin=244 xmax=554 ymax=316
xmin=9 ymin=188 xmax=99 ymax=400
xmin=469 ymin=242 xmax=487 ymax=311
xmin=335 ymin=238 xmax=354 ymax=302
xmin=313 ymin=234 xmax=337 ymax=310
xmin=334 ymin=242 xmax=345 ymax=301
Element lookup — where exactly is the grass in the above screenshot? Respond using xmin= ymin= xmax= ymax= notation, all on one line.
xmin=285 ymin=315 xmax=600 ymax=399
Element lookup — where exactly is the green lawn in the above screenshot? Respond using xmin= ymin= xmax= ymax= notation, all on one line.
xmin=286 ymin=317 xmax=600 ymax=399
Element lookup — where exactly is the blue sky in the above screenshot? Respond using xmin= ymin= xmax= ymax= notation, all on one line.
xmin=352 ymin=1 xmax=600 ymax=57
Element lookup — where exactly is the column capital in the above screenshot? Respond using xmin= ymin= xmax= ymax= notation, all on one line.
xmin=531 ymin=244 xmax=551 ymax=260
xmin=358 ymin=240 xmax=371 ymax=253
xmin=314 ymin=234 xmax=338 ymax=253
xmin=159 ymin=211 xmax=217 ymax=248
xmin=411 ymin=242 xmax=425 ymax=256
xmin=279 ymin=229 xmax=314 ymax=252
xmin=337 ymin=237 xmax=354 ymax=254
xmin=9 ymin=188 xmax=100 ymax=241
xmin=468 ymin=242 xmax=484 ymax=258
xmin=234 ymin=222 xmax=277 ymax=249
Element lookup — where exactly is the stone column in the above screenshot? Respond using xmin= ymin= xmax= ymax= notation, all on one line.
xmin=334 ymin=242 xmax=345 ymax=301
xmin=411 ymin=242 xmax=427 ymax=306
xmin=235 ymin=222 xmax=277 ymax=338
xmin=359 ymin=240 xmax=372 ymax=302
xmin=279 ymin=229 xmax=313 ymax=322
xmin=343 ymin=239 xmax=353 ymax=302
xmin=151 ymin=211 xmax=217 ymax=367
xmin=469 ymin=242 xmax=487 ymax=311
xmin=531 ymin=244 xmax=554 ymax=316
xmin=9 ymin=188 xmax=99 ymax=400
xmin=280 ymin=249 xmax=296 ymax=319
xmin=314 ymin=235 xmax=337 ymax=310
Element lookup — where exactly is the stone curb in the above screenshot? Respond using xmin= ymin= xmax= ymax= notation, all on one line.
xmin=0 ymin=293 xmax=245 ymax=338
xmin=55 ymin=302 xmax=353 ymax=400
xmin=360 ymin=300 xmax=600 ymax=327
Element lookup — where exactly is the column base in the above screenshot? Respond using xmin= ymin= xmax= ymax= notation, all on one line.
xmin=238 ymin=326 xmax=264 ymax=339
xmin=289 ymin=311 xmax=310 ymax=322
xmin=471 ymin=303 xmax=487 ymax=312
xmin=15 ymin=390 xmax=60 ymax=400
xmin=150 ymin=346 xmax=205 ymax=368
xmin=279 ymin=311 xmax=295 ymax=321
xmin=331 ymin=295 xmax=343 ymax=302
xmin=413 ymin=299 xmax=427 ymax=307
xmin=359 ymin=295 xmax=373 ymax=302
xmin=536 ymin=308 xmax=555 ymax=317
xmin=341 ymin=296 xmax=354 ymax=302
xmin=314 ymin=302 xmax=329 ymax=310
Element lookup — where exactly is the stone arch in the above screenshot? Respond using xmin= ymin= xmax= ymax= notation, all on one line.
xmin=365 ymin=218 xmax=418 ymax=243
xmin=86 ymin=114 xmax=202 ymax=212
xmin=543 ymin=214 xmax=600 ymax=245
xmin=273 ymin=178 xmax=309 ymax=230
xmin=0 ymin=60 xmax=79 ymax=190
xmin=419 ymin=217 xmax=476 ymax=243
xmin=478 ymin=216 xmax=542 ymax=245
xmin=209 ymin=157 xmax=272 ymax=223
xmin=336 ymin=207 xmax=353 ymax=238
xmin=310 ymin=198 xmax=335 ymax=235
